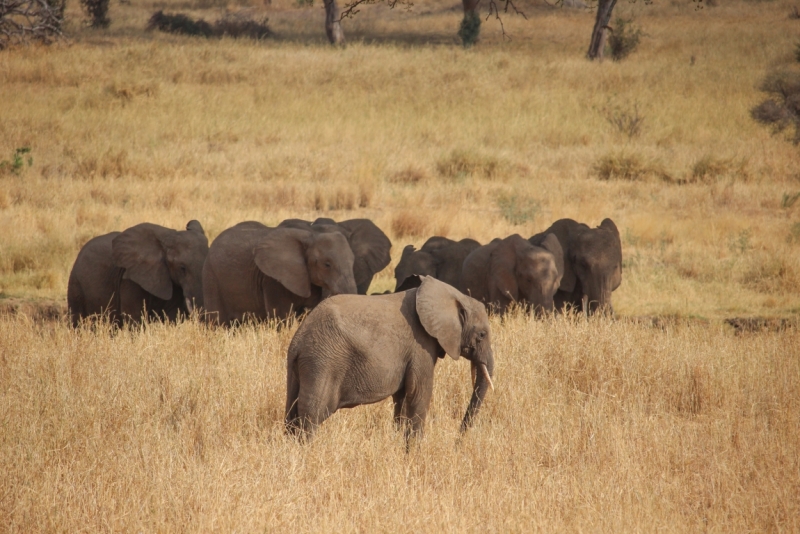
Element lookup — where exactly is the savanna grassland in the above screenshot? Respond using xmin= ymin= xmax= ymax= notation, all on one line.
xmin=1 ymin=0 xmax=799 ymax=531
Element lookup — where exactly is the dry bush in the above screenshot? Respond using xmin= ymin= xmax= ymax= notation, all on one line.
xmin=592 ymin=152 xmax=662 ymax=181
xmin=0 ymin=315 xmax=798 ymax=530
xmin=146 ymin=10 xmax=271 ymax=39
xmin=436 ymin=150 xmax=506 ymax=181
xmin=691 ymin=154 xmax=740 ymax=182
xmin=391 ymin=210 xmax=427 ymax=238
xmin=0 ymin=0 xmax=64 ymax=49
xmin=388 ymin=166 xmax=428 ymax=185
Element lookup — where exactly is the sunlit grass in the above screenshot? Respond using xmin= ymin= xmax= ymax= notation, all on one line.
xmin=1 ymin=313 xmax=797 ymax=530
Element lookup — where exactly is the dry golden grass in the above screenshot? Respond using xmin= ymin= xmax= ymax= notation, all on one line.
xmin=1 ymin=313 xmax=798 ymax=531
xmin=1 ymin=0 xmax=799 ymax=315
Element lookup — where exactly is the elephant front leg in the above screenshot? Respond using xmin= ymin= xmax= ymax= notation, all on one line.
xmin=401 ymin=377 xmax=433 ymax=447
xmin=391 ymin=390 xmax=406 ymax=432
xmin=323 ymin=0 xmax=344 ymax=45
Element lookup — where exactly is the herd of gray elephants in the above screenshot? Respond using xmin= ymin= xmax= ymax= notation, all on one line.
xmin=67 ymin=216 xmax=622 ymax=441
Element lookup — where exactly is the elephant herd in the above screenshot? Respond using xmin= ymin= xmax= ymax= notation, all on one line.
xmin=66 ymin=215 xmax=622 ymax=441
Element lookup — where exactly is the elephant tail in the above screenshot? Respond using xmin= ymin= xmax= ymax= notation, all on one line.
xmin=284 ymin=346 xmax=301 ymax=434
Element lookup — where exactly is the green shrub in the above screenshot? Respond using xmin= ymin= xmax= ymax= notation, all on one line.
xmin=146 ymin=11 xmax=271 ymax=39
xmin=80 ymin=0 xmax=110 ymax=28
xmin=458 ymin=12 xmax=481 ymax=48
xmin=496 ymin=194 xmax=539 ymax=225
xmin=750 ymin=69 xmax=800 ymax=144
xmin=608 ymin=17 xmax=643 ymax=61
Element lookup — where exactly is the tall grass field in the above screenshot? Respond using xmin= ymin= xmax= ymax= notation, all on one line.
xmin=1 ymin=0 xmax=799 ymax=530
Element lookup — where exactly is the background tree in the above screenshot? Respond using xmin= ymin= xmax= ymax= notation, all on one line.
xmin=80 ymin=0 xmax=109 ymax=28
xmin=586 ymin=0 xmax=616 ymax=60
xmin=0 ymin=0 xmax=64 ymax=49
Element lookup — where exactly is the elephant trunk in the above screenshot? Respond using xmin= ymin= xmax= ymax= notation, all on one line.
xmin=586 ymin=277 xmax=613 ymax=316
xmin=460 ymin=353 xmax=494 ymax=433
xmin=323 ymin=274 xmax=358 ymax=299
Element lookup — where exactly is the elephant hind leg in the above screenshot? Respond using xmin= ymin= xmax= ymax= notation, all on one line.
xmin=295 ymin=394 xmax=337 ymax=442
xmin=284 ymin=361 xmax=302 ymax=436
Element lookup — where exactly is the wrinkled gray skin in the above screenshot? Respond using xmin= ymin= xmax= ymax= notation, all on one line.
xmin=529 ymin=218 xmax=622 ymax=315
xmin=67 ymin=220 xmax=209 ymax=326
xmin=394 ymin=236 xmax=481 ymax=292
xmin=285 ymin=276 xmax=495 ymax=444
xmin=202 ymin=222 xmax=357 ymax=325
xmin=460 ymin=234 xmax=564 ymax=316
xmin=278 ymin=218 xmax=392 ymax=295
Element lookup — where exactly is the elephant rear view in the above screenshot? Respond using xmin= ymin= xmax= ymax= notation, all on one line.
xmin=285 ymin=276 xmax=494 ymax=444
xmin=460 ymin=234 xmax=563 ymax=315
xmin=202 ymin=222 xmax=358 ymax=325
xmin=394 ymin=236 xmax=481 ymax=292
xmin=67 ymin=220 xmax=209 ymax=326
xmin=529 ymin=218 xmax=622 ymax=315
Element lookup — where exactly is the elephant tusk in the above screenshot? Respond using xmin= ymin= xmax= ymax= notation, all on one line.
xmin=185 ymin=297 xmax=194 ymax=314
xmin=480 ymin=363 xmax=494 ymax=391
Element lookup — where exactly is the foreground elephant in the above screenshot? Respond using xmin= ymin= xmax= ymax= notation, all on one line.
xmin=460 ymin=234 xmax=563 ymax=315
xmin=278 ymin=218 xmax=391 ymax=295
xmin=285 ymin=276 xmax=495 ymax=443
xmin=394 ymin=236 xmax=481 ymax=292
xmin=67 ymin=220 xmax=209 ymax=326
xmin=529 ymin=218 xmax=622 ymax=315
xmin=202 ymin=222 xmax=357 ymax=325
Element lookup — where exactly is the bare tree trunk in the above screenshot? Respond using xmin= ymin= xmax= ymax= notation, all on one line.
xmin=323 ymin=0 xmax=344 ymax=45
xmin=586 ymin=0 xmax=616 ymax=60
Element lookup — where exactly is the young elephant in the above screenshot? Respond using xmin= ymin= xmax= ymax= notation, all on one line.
xmin=460 ymin=234 xmax=563 ymax=315
xmin=285 ymin=276 xmax=495 ymax=443
xmin=67 ymin=220 xmax=209 ymax=326
xmin=202 ymin=222 xmax=358 ymax=325
xmin=394 ymin=236 xmax=481 ymax=292
xmin=529 ymin=218 xmax=622 ymax=315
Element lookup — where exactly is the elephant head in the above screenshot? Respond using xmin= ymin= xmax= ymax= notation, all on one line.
xmin=254 ymin=227 xmax=357 ymax=299
xmin=569 ymin=218 xmax=622 ymax=315
xmin=415 ymin=276 xmax=495 ymax=432
xmin=278 ymin=218 xmax=392 ymax=294
xmin=111 ymin=220 xmax=209 ymax=313
xmin=530 ymin=218 xmax=622 ymax=316
xmin=487 ymin=234 xmax=563 ymax=315
xmin=394 ymin=245 xmax=438 ymax=291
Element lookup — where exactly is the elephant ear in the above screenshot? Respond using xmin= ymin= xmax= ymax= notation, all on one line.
xmin=489 ymin=236 xmax=520 ymax=303
xmin=111 ymin=223 xmax=173 ymax=301
xmin=338 ymin=219 xmax=392 ymax=285
xmin=540 ymin=233 xmax=564 ymax=280
xmin=600 ymin=218 xmax=619 ymax=237
xmin=401 ymin=244 xmax=416 ymax=259
xmin=253 ymin=228 xmax=312 ymax=298
xmin=186 ymin=220 xmax=205 ymax=235
xmin=416 ymin=276 xmax=465 ymax=360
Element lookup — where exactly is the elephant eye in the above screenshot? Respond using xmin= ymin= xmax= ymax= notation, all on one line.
xmin=180 ymin=265 xmax=187 ymax=275
xmin=478 ymin=331 xmax=486 ymax=340
xmin=324 ymin=261 xmax=332 ymax=269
